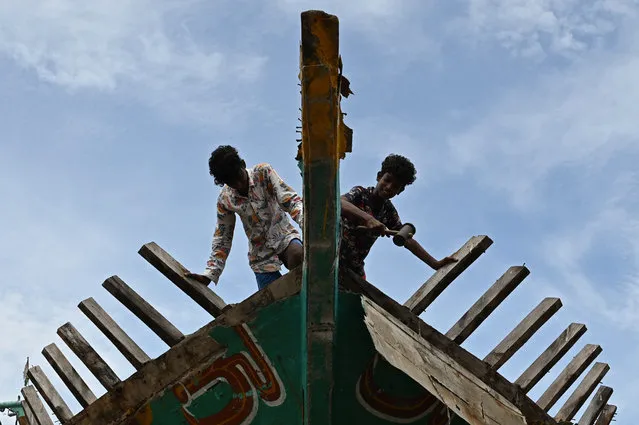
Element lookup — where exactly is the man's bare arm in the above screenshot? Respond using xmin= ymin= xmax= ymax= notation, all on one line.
xmin=404 ymin=238 xmax=457 ymax=270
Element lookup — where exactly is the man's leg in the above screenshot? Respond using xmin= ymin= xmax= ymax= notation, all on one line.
xmin=255 ymin=271 xmax=283 ymax=290
xmin=279 ymin=239 xmax=303 ymax=270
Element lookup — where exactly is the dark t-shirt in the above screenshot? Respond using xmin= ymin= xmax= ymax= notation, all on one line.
xmin=340 ymin=186 xmax=402 ymax=276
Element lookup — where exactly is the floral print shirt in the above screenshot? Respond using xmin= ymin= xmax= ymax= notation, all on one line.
xmin=340 ymin=186 xmax=402 ymax=276
xmin=203 ymin=163 xmax=303 ymax=283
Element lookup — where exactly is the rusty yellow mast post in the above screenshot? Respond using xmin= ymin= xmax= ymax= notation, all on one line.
xmin=299 ymin=10 xmax=345 ymax=425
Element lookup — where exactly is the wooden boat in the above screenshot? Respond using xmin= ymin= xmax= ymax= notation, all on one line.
xmin=16 ymin=10 xmax=617 ymax=425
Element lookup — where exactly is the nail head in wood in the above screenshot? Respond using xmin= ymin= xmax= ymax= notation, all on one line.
xmin=42 ymin=343 xmax=97 ymax=408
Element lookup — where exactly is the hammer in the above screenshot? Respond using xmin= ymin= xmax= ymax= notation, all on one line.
xmin=355 ymin=223 xmax=416 ymax=247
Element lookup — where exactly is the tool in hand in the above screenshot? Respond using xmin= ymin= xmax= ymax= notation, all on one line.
xmin=355 ymin=223 xmax=416 ymax=247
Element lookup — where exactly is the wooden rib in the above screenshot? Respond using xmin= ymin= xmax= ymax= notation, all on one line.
xmin=42 ymin=343 xmax=97 ymax=408
xmin=484 ymin=297 xmax=562 ymax=370
xmin=139 ymin=242 xmax=227 ymax=317
xmin=79 ymin=297 xmax=151 ymax=370
xmin=103 ymin=275 xmax=184 ymax=347
xmin=21 ymin=385 xmax=54 ymax=425
xmin=21 ymin=400 xmax=38 ymax=425
xmin=594 ymin=404 xmax=617 ymax=425
xmin=578 ymin=386 xmax=613 ymax=425
xmin=446 ymin=265 xmax=529 ymax=344
xmin=57 ymin=322 xmax=121 ymax=391
xmin=515 ymin=323 xmax=587 ymax=393
xmin=27 ymin=366 xmax=73 ymax=423
xmin=404 ymin=235 xmax=493 ymax=315
xmin=536 ymin=344 xmax=602 ymax=411
xmin=555 ymin=362 xmax=610 ymax=422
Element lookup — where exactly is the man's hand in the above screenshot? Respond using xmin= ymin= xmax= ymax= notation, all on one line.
xmin=433 ymin=256 xmax=458 ymax=270
xmin=365 ymin=216 xmax=387 ymax=236
xmin=185 ymin=272 xmax=213 ymax=285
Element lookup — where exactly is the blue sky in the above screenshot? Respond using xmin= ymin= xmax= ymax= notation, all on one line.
xmin=0 ymin=0 xmax=637 ymax=423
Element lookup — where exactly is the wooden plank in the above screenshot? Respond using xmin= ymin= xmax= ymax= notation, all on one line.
xmin=27 ymin=366 xmax=73 ymax=422
xmin=594 ymin=404 xmax=617 ymax=425
xmin=103 ymin=275 xmax=184 ymax=347
xmin=555 ymin=362 xmax=610 ymax=422
xmin=64 ymin=272 xmax=303 ymax=425
xmin=514 ymin=323 xmax=587 ymax=393
xmin=79 ymin=297 xmax=151 ymax=369
xmin=21 ymin=385 xmax=54 ymax=425
xmin=42 ymin=343 xmax=97 ymax=408
xmin=361 ymin=296 xmax=552 ymax=425
xmin=22 ymin=400 xmax=38 ymax=425
xmin=537 ymin=344 xmax=602 ymax=411
xmin=341 ymin=270 xmax=555 ymax=424
xmin=578 ymin=386 xmax=613 ymax=425
xmin=446 ymin=265 xmax=529 ymax=344
xmin=138 ymin=242 xmax=227 ymax=316
xmin=299 ymin=10 xmax=342 ymax=425
xmin=484 ymin=297 xmax=562 ymax=369
xmin=57 ymin=322 xmax=121 ymax=391
xmin=404 ymin=235 xmax=493 ymax=315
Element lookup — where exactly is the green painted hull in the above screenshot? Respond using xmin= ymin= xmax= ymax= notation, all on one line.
xmin=130 ymin=292 xmax=467 ymax=425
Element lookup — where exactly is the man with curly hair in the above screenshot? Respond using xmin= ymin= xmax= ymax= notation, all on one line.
xmin=340 ymin=154 xmax=457 ymax=279
xmin=186 ymin=145 xmax=304 ymax=290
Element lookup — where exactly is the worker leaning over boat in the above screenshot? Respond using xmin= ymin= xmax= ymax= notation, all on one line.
xmin=339 ymin=153 xmax=458 ymax=280
xmin=186 ymin=145 xmax=304 ymax=290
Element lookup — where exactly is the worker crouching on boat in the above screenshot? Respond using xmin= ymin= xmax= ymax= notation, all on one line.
xmin=339 ymin=154 xmax=457 ymax=280
xmin=187 ymin=145 xmax=304 ymax=290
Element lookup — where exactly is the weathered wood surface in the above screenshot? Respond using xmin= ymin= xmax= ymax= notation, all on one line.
xmin=537 ymin=344 xmax=602 ymax=411
xmin=555 ymin=362 xmax=610 ymax=422
xmin=446 ymin=265 xmax=529 ymax=344
xmin=67 ymin=268 xmax=302 ymax=425
xmin=57 ymin=323 xmax=121 ymax=391
xmin=362 ymin=296 xmax=545 ymax=425
xmin=578 ymin=386 xmax=613 ymax=425
xmin=484 ymin=297 xmax=562 ymax=369
xmin=42 ymin=343 xmax=97 ymax=408
xmin=339 ymin=271 xmax=555 ymax=424
xmin=404 ymin=235 xmax=493 ymax=315
xmin=515 ymin=323 xmax=587 ymax=393
xmin=22 ymin=385 xmax=54 ymax=425
xmin=27 ymin=365 xmax=74 ymax=422
xmin=139 ymin=242 xmax=227 ymax=317
xmin=79 ymin=297 xmax=151 ymax=370
xmin=300 ymin=10 xmax=342 ymax=425
xmin=594 ymin=404 xmax=617 ymax=425
xmin=103 ymin=275 xmax=185 ymax=347
xmin=21 ymin=400 xmax=38 ymax=425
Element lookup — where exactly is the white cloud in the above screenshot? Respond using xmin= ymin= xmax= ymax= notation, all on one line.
xmin=445 ymin=25 xmax=639 ymax=208
xmin=0 ymin=0 xmax=267 ymax=125
xmin=457 ymin=0 xmax=639 ymax=59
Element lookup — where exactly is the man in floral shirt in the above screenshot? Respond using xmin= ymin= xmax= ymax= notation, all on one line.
xmin=340 ymin=154 xmax=457 ymax=279
xmin=187 ymin=145 xmax=304 ymax=290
